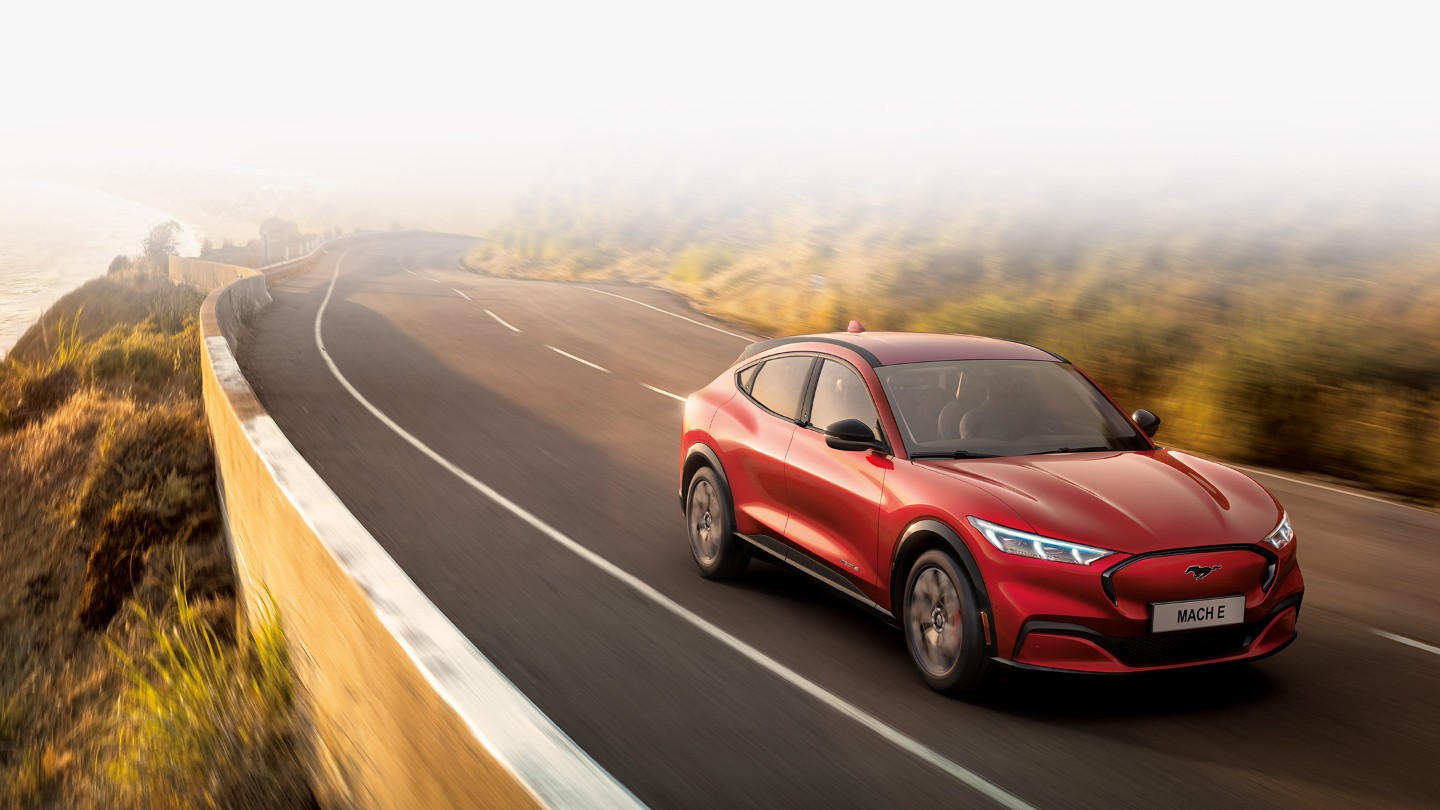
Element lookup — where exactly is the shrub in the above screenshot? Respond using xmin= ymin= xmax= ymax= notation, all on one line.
xmin=9 ymin=366 xmax=81 ymax=428
xmin=670 ymin=243 xmax=734 ymax=284
xmin=75 ymin=401 xmax=215 ymax=629
xmin=90 ymin=345 xmax=127 ymax=379
xmin=105 ymin=584 xmax=310 ymax=808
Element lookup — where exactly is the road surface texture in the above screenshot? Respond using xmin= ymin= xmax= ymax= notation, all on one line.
xmin=239 ymin=236 xmax=1440 ymax=809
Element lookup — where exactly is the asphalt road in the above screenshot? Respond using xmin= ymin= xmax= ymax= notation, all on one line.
xmin=239 ymin=235 xmax=1440 ymax=809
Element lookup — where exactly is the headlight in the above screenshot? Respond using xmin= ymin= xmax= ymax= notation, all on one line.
xmin=968 ymin=517 xmax=1116 ymax=566
xmin=1262 ymin=512 xmax=1294 ymax=550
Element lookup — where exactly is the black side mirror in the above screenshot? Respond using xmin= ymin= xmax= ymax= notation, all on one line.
xmin=824 ymin=418 xmax=883 ymax=452
xmin=1132 ymin=409 xmax=1161 ymax=438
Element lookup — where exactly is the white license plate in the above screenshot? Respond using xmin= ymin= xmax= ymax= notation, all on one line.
xmin=1151 ymin=595 xmax=1245 ymax=633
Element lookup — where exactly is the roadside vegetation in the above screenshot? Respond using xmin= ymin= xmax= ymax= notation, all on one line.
xmin=1 ymin=255 xmax=312 ymax=806
xmin=466 ymin=170 xmax=1440 ymax=504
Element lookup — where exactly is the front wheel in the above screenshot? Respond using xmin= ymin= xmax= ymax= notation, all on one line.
xmin=685 ymin=467 xmax=750 ymax=579
xmin=903 ymin=550 xmax=989 ymax=695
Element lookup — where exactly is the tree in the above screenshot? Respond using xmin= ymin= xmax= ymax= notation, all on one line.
xmin=107 ymin=255 xmax=132 ymax=275
xmin=259 ymin=217 xmax=300 ymax=241
xmin=141 ymin=220 xmax=183 ymax=274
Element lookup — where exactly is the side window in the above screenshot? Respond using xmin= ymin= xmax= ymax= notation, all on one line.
xmin=748 ymin=356 xmax=814 ymax=420
xmin=809 ymin=360 xmax=881 ymax=438
xmin=736 ymin=363 xmax=760 ymax=393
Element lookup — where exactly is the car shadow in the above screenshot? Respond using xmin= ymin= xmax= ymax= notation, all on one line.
xmin=719 ymin=556 xmax=1280 ymax=720
xmin=974 ymin=659 xmax=1280 ymax=719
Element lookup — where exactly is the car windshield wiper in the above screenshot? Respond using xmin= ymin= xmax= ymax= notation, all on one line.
xmin=1026 ymin=446 xmax=1113 ymax=455
xmin=911 ymin=450 xmax=999 ymax=459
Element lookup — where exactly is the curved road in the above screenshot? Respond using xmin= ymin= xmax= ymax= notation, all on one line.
xmin=239 ymin=235 xmax=1440 ymax=808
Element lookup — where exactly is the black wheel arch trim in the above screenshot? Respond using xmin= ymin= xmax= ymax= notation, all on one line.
xmin=891 ymin=518 xmax=995 ymax=653
xmin=681 ymin=443 xmax=731 ymax=514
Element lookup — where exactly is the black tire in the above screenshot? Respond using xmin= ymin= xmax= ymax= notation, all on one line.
xmin=685 ymin=467 xmax=750 ymax=579
xmin=903 ymin=549 xmax=989 ymax=695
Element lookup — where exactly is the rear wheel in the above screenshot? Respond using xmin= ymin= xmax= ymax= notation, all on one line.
xmin=685 ymin=467 xmax=750 ymax=579
xmin=903 ymin=550 xmax=989 ymax=695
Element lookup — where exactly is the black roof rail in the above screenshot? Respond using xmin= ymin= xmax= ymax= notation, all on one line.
xmin=736 ymin=336 xmax=883 ymax=367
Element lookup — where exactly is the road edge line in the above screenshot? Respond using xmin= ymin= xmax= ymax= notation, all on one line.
xmin=320 ymin=251 xmax=1036 ymax=810
xmin=201 ymin=237 xmax=643 ymax=809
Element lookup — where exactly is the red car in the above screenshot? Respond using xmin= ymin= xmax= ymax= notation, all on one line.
xmin=678 ymin=328 xmax=1303 ymax=694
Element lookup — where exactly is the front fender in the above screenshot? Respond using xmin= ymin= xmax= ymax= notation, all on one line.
xmin=891 ymin=518 xmax=995 ymax=652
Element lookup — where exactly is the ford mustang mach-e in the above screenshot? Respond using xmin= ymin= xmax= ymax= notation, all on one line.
xmin=678 ymin=327 xmax=1303 ymax=694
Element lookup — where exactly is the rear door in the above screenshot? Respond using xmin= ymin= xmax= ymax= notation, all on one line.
xmin=783 ymin=357 xmax=891 ymax=600
xmin=710 ymin=354 xmax=815 ymax=538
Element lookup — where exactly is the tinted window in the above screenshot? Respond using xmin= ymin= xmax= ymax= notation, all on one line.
xmin=748 ymin=356 xmax=813 ymax=420
xmin=809 ymin=360 xmax=881 ymax=439
xmin=737 ymin=363 xmax=760 ymax=393
xmin=877 ymin=359 xmax=1148 ymax=457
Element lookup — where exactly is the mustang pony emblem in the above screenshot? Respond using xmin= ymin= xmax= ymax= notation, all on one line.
xmin=1185 ymin=564 xmax=1222 ymax=580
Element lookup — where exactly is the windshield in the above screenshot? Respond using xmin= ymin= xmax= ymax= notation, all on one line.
xmin=876 ymin=359 xmax=1150 ymax=458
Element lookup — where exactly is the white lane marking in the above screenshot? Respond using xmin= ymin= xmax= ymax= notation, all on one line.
xmin=641 ymin=384 xmax=686 ymax=402
xmin=405 ymin=269 xmax=418 ymax=276
xmin=1372 ymin=630 xmax=1440 ymax=657
xmin=1234 ymin=464 xmax=1431 ymax=514
xmin=578 ymin=286 xmax=751 ymax=341
xmin=484 ymin=309 xmax=521 ymax=333
xmin=314 ymin=253 xmax=1035 ymax=810
xmin=430 ymin=278 xmax=442 ymax=284
xmin=453 ymin=288 xmax=472 ymax=301
xmin=309 ymin=257 xmax=643 ymax=809
xmin=547 ymin=345 xmax=610 ymax=373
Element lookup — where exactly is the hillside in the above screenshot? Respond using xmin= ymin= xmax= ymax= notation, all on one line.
xmin=465 ymin=171 xmax=1440 ymax=504
xmin=0 ymin=271 xmax=311 ymax=807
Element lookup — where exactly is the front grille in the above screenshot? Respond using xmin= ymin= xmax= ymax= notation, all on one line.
xmin=1115 ymin=626 xmax=1252 ymax=666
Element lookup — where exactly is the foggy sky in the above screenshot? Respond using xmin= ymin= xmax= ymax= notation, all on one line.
xmin=3 ymin=1 xmax=1436 ymax=202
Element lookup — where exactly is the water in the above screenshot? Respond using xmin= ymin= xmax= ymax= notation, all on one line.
xmin=0 ymin=178 xmax=196 ymax=360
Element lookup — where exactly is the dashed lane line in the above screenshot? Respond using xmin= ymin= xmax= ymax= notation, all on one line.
xmin=547 ymin=345 xmax=610 ymax=373
xmin=313 ymin=250 xmax=1037 ymax=810
xmin=1372 ymin=630 xmax=1440 ymax=657
xmin=484 ymin=309 xmax=522 ymax=333
xmin=578 ymin=287 xmax=751 ymax=341
xmin=641 ymin=384 xmax=686 ymax=402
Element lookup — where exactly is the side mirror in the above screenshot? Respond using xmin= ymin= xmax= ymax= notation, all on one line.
xmin=824 ymin=418 xmax=883 ymax=452
xmin=1132 ymin=409 xmax=1161 ymax=438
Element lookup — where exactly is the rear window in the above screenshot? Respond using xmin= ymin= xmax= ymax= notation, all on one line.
xmin=736 ymin=363 xmax=760 ymax=393
xmin=747 ymin=355 xmax=814 ymax=420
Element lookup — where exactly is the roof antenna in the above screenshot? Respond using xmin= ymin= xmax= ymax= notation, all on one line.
xmin=847 ymin=320 xmax=865 ymax=334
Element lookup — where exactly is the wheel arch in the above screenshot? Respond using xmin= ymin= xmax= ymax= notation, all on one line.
xmin=890 ymin=518 xmax=996 ymax=653
xmin=681 ymin=442 xmax=731 ymax=514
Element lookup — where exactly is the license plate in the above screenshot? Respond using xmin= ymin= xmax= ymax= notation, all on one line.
xmin=1151 ymin=595 xmax=1245 ymax=633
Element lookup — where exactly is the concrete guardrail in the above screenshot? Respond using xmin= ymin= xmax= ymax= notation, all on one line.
xmin=183 ymin=236 xmax=640 ymax=808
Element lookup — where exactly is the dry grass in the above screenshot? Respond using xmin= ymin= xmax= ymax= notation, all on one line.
xmin=0 ymin=271 xmax=314 ymax=808
xmin=103 ymin=576 xmax=311 ymax=809
xmin=466 ymin=179 xmax=1440 ymax=504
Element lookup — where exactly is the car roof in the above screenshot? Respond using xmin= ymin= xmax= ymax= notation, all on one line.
xmin=736 ymin=331 xmax=1065 ymax=368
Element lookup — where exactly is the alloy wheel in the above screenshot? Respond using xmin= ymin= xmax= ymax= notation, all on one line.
xmin=908 ymin=565 xmax=964 ymax=676
xmin=689 ymin=478 xmax=720 ymax=564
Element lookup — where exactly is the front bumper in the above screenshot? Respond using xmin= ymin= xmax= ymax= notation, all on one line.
xmin=998 ymin=593 xmax=1302 ymax=673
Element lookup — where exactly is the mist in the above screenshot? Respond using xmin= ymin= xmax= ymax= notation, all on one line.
xmin=3 ymin=0 xmax=1437 ymax=235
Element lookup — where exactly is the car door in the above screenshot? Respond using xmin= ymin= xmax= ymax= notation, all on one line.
xmin=711 ymin=354 xmax=815 ymax=538
xmin=783 ymin=357 xmax=891 ymax=601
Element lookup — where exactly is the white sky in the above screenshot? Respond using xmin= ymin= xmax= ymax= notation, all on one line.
xmin=1 ymin=1 xmax=1436 ymax=184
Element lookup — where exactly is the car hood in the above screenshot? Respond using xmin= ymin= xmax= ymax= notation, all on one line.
xmin=918 ymin=449 xmax=1283 ymax=555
